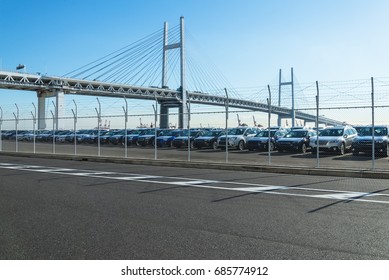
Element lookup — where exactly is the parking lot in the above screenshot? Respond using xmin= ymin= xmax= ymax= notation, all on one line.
xmin=1 ymin=138 xmax=388 ymax=171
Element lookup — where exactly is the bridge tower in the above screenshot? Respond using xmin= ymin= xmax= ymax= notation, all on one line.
xmin=277 ymin=67 xmax=295 ymax=127
xmin=37 ymin=89 xmax=64 ymax=130
xmin=160 ymin=16 xmax=187 ymax=129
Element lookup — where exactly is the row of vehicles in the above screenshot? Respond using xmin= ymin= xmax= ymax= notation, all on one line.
xmin=1 ymin=125 xmax=388 ymax=156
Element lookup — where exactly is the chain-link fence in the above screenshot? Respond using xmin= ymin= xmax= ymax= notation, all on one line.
xmin=1 ymin=77 xmax=389 ymax=171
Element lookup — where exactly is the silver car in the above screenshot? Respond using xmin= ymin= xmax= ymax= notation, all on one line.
xmin=217 ymin=126 xmax=260 ymax=151
xmin=310 ymin=125 xmax=358 ymax=155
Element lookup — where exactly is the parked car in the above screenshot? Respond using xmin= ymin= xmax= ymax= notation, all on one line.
xmin=125 ymin=128 xmax=149 ymax=146
xmin=246 ymin=129 xmax=286 ymax=151
xmin=36 ymin=130 xmax=53 ymax=142
xmin=193 ymin=129 xmax=224 ymax=150
xmin=98 ymin=129 xmax=122 ymax=144
xmin=217 ymin=126 xmax=261 ymax=151
xmin=172 ymin=129 xmax=204 ymax=148
xmin=136 ymin=129 xmax=171 ymax=146
xmin=276 ymin=129 xmax=316 ymax=153
xmin=310 ymin=125 xmax=358 ymax=155
xmin=156 ymin=129 xmax=184 ymax=147
xmin=108 ymin=129 xmax=129 ymax=145
xmin=351 ymin=125 xmax=389 ymax=157
xmin=55 ymin=130 xmax=74 ymax=143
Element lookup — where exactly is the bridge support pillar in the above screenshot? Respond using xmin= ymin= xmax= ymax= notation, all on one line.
xmin=55 ymin=90 xmax=64 ymax=130
xmin=36 ymin=90 xmax=64 ymax=130
xmin=37 ymin=92 xmax=46 ymax=130
xmin=159 ymin=104 xmax=169 ymax=128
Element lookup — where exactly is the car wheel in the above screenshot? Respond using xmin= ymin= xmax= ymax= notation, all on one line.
xmin=301 ymin=143 xmax=307 ymax=154
xmin=212 ymin=141 xmax=218 ymax=150
xmin=339 ymin=143 xmax=345 ymax=155
xmin=237 ymin=140 xmax=245 ymax=151
xmin=269 ymin=142 xmax=274 ymax=151
xmin=190 ymin=141 xmax=194 ymax=149
xmin=379 ymin=145 xmax=389 ymax=157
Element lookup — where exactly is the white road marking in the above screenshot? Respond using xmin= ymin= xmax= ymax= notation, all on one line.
xmin=1 ymin=162 xmax=389 ymax=205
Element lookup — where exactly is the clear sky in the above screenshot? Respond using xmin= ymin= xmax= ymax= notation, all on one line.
xmin=1 ymin=0 xmax=389 ymax=128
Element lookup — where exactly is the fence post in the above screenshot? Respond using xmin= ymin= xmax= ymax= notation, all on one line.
xmin=371 ymin=77 xmax=375 ymax=169
xmin=32 ymin=103 xmax=36 ymax=154
xmin=186 ymin=99 xmax=191 ymax=162
xmin=152 ymin=103 xmax=158 ymax=160
xmin=50 ymin=110 xmax=55 ymax=154
xmin=267 ymin=85 xmax=272 ymax=165
xmin=13 ymin=103 xmax=19 ymax=152
xmin=95 ymin=98 xmax=101 ymax=157
xmin=0 ymin=106 xmax=3 ymax=152
xmin=123 ymin=97 xmax=128 ymax=158
xmin=224 ymin=88 xmax=229 ymax=163
xmin=316 ymin=81 xmax=320 ymax=168
xmin=72 ymin=99 xmax=77 ymax=155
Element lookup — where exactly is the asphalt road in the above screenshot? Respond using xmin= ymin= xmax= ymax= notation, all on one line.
xmin=1 ymin=155 xmax=389 ymax=260
xmin=2 ymin=139 xmax=389 ymax=171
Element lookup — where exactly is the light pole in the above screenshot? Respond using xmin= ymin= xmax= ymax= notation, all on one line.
xmin=16 ymin=64 xmax=26 ymax=73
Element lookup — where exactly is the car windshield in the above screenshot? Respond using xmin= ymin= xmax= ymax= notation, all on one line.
xmin=228 ymin=128 xmax=246 ymax=135
xmin=179 ymin=130 xmax=201 ymax=137
xmin=255 ymin=130 xmax=276 ymax=137
xmin=359 ymin=127 xmax=388 ymax=136
xmin=284 ymin=130 xmax=308 ymax=138
xmin=139 ymin=129 xmax=155 ymax=135
xmin=157 ymin=129 xmax=170 ymax=136
xmin=203 ymin=130 xmax=222 ymax=137
xmin=319 ymin=129 xmax=344 ymax=137
xmin=164 ymin=130 xmax=182 ymax=136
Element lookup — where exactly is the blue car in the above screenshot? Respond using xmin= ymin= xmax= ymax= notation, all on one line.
xmin=156 ymin=129 xmax=184 ymax=147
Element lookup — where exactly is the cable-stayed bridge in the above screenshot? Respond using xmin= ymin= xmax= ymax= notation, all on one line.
xmin=0 ymin=17 xmax=344 ymax=129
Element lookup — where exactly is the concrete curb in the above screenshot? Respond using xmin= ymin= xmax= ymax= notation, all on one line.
xmin=1 ymin=151 xmax=389 ymax=179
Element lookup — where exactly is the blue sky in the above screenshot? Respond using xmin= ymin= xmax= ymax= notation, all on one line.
xmin=1 ymin=0 xmax=389 ymax=128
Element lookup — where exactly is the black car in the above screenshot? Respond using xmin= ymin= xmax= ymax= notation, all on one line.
xmin=172 ymin=129 xmax=204 ymax=148
xmin=246 ymin=129 xmax=286 ymax=151
xmin=193 ymin=129 xmax=224 ymax=150
xmin=276 ymin=129 xmax=316 ymax=153
xmin=352 ymin=125 xmax=389 ymax=156
xmin=136 ymin=129 xmax=171 ymax=146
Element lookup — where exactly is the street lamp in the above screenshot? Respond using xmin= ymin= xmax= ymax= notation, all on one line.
xmin=16 ymin=64 xmax=26 ymax=73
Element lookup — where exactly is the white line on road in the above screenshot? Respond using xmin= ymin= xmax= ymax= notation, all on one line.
xmin=1 ymin=162 xmax=389 ymax=205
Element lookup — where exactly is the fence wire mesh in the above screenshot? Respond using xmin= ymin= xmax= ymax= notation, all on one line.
xmin=1 ymin=78 xmax=389 ymax=171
